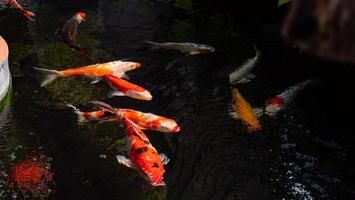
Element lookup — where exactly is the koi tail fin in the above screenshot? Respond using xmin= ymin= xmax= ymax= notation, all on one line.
xmin=67 ymin=43 xmax=92 ymax=59
xmin=253 ymin=44 xmax=261 ymax=59
xmin=90 ymin=101 xmax=116 ymax=114
xmin=67 ymin=104 xmax=87 ymax=124
xmin=77 ymin=47 xmax=92 ymax=59
xmin=144 ymin=40 xmax=162 ymax=49
xmin=33 ymin=67 xmax=63 ymax=87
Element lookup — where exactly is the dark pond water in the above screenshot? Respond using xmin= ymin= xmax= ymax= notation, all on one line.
xmin=1 ymin=0 xmax=355 ymax=199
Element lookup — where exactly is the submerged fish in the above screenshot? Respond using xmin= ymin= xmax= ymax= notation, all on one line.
xmin=145 ymin=41 xmax=215 ymax=55
xmin=229 ymin=46 xmax=260 ymax=85
xmin=105 ymin=74 xmax=152 ymax=101
xmin=116 ymin=116 xmax=169 ymax=186
xmin=34 ymin=60 xmax=140 ymax=87
xmin=67 ymin=104 xmax=115 ymax=124
xmin=82 ymin=101 xmax=180 ymax=133
xmin=5 ymin=0 xmax=35 ymax=21
xmin=265 ymin=79 xmax=314 ymax=116
xmin=56 ymin=12 xmax=91 ymax=58
xmin=230 ymin=88 xmax=262 ymax=132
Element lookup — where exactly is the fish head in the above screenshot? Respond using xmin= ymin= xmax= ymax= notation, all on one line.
xmin=265 ymin=96 xmax=285 ymax=116
xmin=116 ymin=61 xmax=141 ymax=72
xmin=75 ymin=12 xmax=87 ymax=22
xmin=197 ymin=44 xmax=215 ymax=53
xmin=130 ymin=142 xmax=166 ymax=186
xmin=158 ymin=120 xmax=180 ymax=133
xmin=127 ymin=90 xmax=153 ymax=101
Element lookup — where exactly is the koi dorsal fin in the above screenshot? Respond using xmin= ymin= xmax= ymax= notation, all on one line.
xmin=124 ymin=117 xmax=150 ymax=143
xmin=91 ymin=101 xmax=116 ymax=114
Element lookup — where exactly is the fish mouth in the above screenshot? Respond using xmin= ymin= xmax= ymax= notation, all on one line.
xmin=172 ymin=125 xmax=180 ymax=132
xmin=142 ymin=92 xmax=152 ymax=101
xmin=135 ymin=62 xmax=141 ymax=68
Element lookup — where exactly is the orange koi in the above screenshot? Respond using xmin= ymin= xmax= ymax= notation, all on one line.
xmin=34 ymin=61 xmax=141 ymax=87
xmin=105 ymin=74 xmax=152 ymax=101
xmin=5 ymin=0 xmax=35 ymax=21
xmin=230 ymin=88 xmax=262 ymax=132
xmin=116 ymin=117 xmax=169 ymax=186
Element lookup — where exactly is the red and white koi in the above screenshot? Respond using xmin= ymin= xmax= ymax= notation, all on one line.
xmin=105 ymin=74 xmax=152 ymax=101
xmin=34 ymin=61 xmax=141 ymax=87
xmin=89 ymin=101 xmax=180 ymax=133
xmin=4 ymin=0 xmax=35 ymax=21
xmin=67 ymin=104 xmax=115 ymax=124
xmin=116 ymin=116 xmax=169 ymax=186
xmin=265 ymin=79 xmax=314 ymax=116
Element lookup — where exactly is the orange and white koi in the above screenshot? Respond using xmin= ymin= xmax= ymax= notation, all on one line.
xmin=105 ymin=74 xmax=152 ymax=101
xmin=229 ymin=88 xmax=262 ymax=132
xmin=265 ymin=79 xmax=314 ymax=116
xmin=4 ymin=0 xmax=35 ymax=21
xmin=118 ymin=109 xmax=180 ymax=133
xmin=34 ymin=61 xmax=141 ymax=87
xmin=116 ymin=116 xmax=169 ymax=186
xmin=89 ymin=101 xmax=180 ymax=133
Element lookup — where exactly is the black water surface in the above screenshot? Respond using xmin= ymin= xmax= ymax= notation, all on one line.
xmin=1 ymin=0 xmax=355 ymax=199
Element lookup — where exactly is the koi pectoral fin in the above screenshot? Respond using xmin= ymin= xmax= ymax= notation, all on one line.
xmin=116 ymin=155 xmax=134 ymax=168
xmin=107 ymin=90 xmax=126 ymax=98
xmin=121 ymin=73 xmax=130 ymax=80
xmin=159 ymin=153 xmax=170 ymax=165
xmin=253 ymin=107 xmax=264 ymax=118
xmin=90 ymin=77 xmax=102 ymax=84
xmin=189 ymin=51 xmax=200 ymax=55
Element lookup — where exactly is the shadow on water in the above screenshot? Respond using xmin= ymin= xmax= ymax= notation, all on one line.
xmin=1 ymin=0 xmax=355 ymax=199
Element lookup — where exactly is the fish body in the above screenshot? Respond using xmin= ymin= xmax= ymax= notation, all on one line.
xmin=86 ymin=101 xmax=180 ymax=133
xmin=105 ymin=74 xmax=152 ymax=101
xmin=117 ymin=109 xmax=180 ymax=133
xmin=117 ymin=117 xmax=169 ymax=186
xmin=229 ymin=46 xmax=260 ymax=85
xmin=265 ymin=79 xmax=314 ymax=116
xmin=57 ymin=12 xmax=91 ymax=58
xmin=5 ymin=0 xmax=35 ymax=21
xmin=145 ymin=41 xmax=215 ymax=55
xmin=34 ymin=61 xmax=140 ymax=87
xmin=230 ymin=88 xmax=261 ymax=132
xmin=67 ymin=104 xmax=114 ymax=123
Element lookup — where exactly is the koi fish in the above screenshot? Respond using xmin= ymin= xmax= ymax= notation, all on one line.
xmin=229 ymin=88 xmax=262 ymax=132
xmin=145 ymin=41 xmax=215 ymax=55
xmin=84 ymin=101 xmax=180 ymax=133
xmin=105 ymin=74 xmax=152 ymax=101
xmin=116 ymin=116 xmax=169 ymax=186
xmin=56 ymin=12 xmax=90 ymax=58
xmin=265 ymin=79 xmax=314 ymax=116
xmin=4 ymin=0 xmax=35 ymax=21
xmin=67 ymin=104 xmax=115 ymax=124
xmin=229 ymin=45 xmax=260 ymax=85
xmin=34 ymin=60 xmax=140 ymax=87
